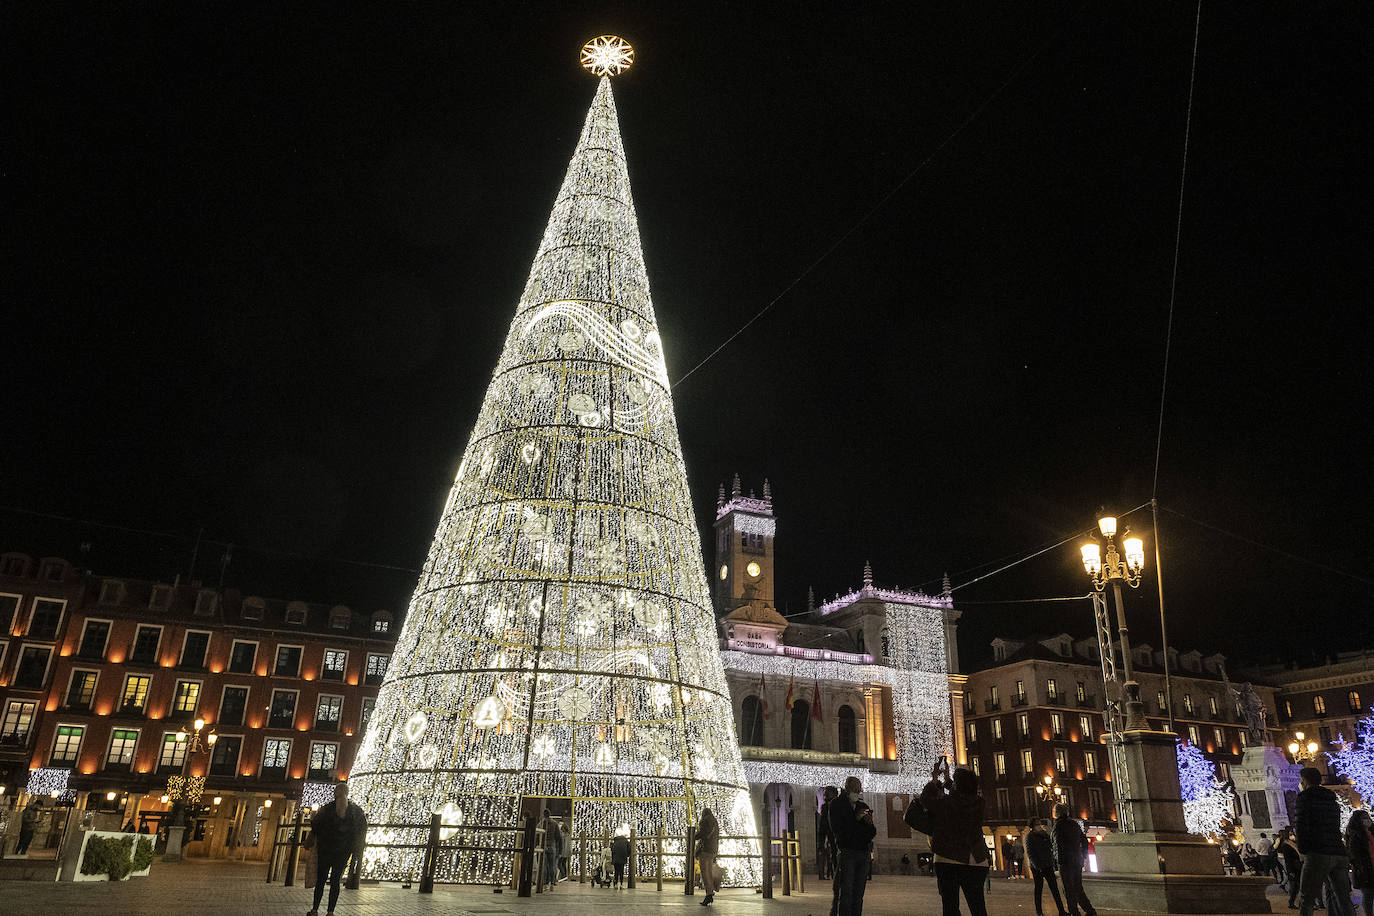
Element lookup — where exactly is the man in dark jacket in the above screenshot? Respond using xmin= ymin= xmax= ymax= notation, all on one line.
xmin=610 ymin=831 xmax=630 ymax=888
xmin=1026 ymin=818 xmax=1067 ymax=916
xmin=828 ymin=776 xmax=877 ymax=916
xmin=921 ymin=758 xmax=991 ymax=916
xmin=818 ymin=786 xmax=839 ymax=882
xmin=1052 ymin=805 xmax=1096 ymax=916
xmin=308 ymin=783 xmax=367 ymax=916
xmin=1294 ymin=767 xmax=1353 ymax=916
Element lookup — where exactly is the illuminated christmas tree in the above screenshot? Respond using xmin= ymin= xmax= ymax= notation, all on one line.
xmin=1328 ymin=714 xmax=1374 ymax=806
xmin=347 ymin=38 xmax=759 ymax=885
xmin=1177 ymin=740 xmax=1234 ymax=839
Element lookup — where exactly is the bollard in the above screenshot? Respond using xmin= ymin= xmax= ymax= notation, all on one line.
xmin=579 ymin=835 xmax=587 ymax=883
xmin=655 ymin=825 xmax=664 ymax=891
xmin=284 ymin=804 xmax=305 ymax=887
xmin=627 ymin=827 xmax=637 ymax=889
xmin=419 ymin=813 xmax=440 ymax=893
xmin=517 ymin=815 xmax=536 ymax=897
xmin=684 ymin=826 xmax=696 ymax=896
xmin=761 ymin=796 xmax=774 ymax=900
xmin=791 ymin=830 xmax=804 ymax=893
xmin=265 ymin=825 xmax=281 ymax=884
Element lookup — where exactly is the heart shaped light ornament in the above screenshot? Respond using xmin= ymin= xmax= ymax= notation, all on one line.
xmin=404 ymin=711 xmax=428 ymax=744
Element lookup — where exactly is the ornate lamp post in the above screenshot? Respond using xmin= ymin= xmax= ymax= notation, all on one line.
xmin=1081 ymin=515 xmax=1148 ymax=730
xmin=1286 ymin=732 xmax=1320 ymax=763
xmin=1036 ymin=773 xmax=1065 ymax=816
xmin=163 ymin=716 xmax=216 ymax=861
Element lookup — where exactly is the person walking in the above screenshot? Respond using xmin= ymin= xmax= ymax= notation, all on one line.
xmin=1296 ymin=766 xmax=1353 ymax=916
xmin=829 ymin=776 xmax=877 ymax=916
xmin=920 ymin=757 xmax=991 ymax=916
xmin=16 ymin=800 xmax=40 ymax=856
xmin=1280 ymin=829 xmax=1305 ymax=909
xmin=306 ymin=783 xmax=367 ymax=916
xmin=1346 ymin=809 xmax=1374 ymax=916
xmin=1052 ymin=804 xmax=1097 ymax=916
xmin=1026 ymin=818 xmax=1068 ymax=916
xmin=610 ymin=830 xmax=630 ymax=888
xmin=695 ymin=807 xmax=720 ymax=906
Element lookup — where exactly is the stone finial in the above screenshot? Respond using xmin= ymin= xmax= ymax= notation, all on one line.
xmin=941 ymin=572 xmax=953 ymax=597
xmin=731 ymin=473 xmax=742 ymax=498
xmin=863 ymin=561 xmax=873 ymax=588
xmin=717 ymin=484 xmax=726 ymax=507
xmin=763 ymin=478 xmax=772 ymax=502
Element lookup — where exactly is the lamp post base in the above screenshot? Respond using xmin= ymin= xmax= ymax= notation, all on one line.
xmin=162 ymin=825 xmax=187 ymax=862
xmin=1081 ymin=872 xmax=1271 ymax=914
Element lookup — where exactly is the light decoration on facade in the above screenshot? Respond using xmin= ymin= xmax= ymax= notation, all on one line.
xmin=728 ymin=514 xmax=777 ymax=537
xmin=166 ymin=774 xmax=205 ymax=807
xmin=26 ymin=768 xmax=70 ymax=798
xmin=301 ymin=781 xmax=337 ymax=810
xmin=818 ymin=586 xmax=952 ymax=617
xmin=345 ymin=72 xmax=759 ymax=887
xmin=1328 ymin=715 xmax=1374 ymax=807
xmin=1176 ymin=741 xmax=1234 ymax=839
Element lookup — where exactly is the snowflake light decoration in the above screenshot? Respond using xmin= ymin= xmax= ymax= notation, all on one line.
xmin=580 ymin=35 xmax=634 ymax=77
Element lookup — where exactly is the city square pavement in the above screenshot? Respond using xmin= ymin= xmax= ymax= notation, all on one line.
xmin=0 ymin=859 xmax=1300 ymax=915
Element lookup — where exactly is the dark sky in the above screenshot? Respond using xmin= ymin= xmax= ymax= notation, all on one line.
xmin=4 ymin=2 xmax=1369 ymax=669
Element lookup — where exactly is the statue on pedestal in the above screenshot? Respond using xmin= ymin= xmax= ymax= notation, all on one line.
xmin=1230 ymin=683 xmax=1269 ymax=745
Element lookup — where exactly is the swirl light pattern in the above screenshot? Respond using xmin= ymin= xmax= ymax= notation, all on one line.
xmin=347 ymin=76 xmax=759 ymax=886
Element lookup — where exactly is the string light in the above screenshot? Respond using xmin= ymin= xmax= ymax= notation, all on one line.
xmin=1176 ymin=741 xmax=1233 ymax=839
xmin=347 ymin=74 xmax=759 ymax=886
xmin=26 ymin=768 xmax=70 ymax=798
xmin=301 ymin=781 xmax=336 ymax=810
xmin=1328 ymin=715 xmax=1374 ymax=806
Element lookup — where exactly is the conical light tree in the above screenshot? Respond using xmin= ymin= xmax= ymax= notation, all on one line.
xmin=348 ymin=48 xmax=760 ymax=886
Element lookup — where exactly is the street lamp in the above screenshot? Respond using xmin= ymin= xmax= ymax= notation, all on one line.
xmin=1287 ymin=731 xmax=1320 ymax=762
xmin=169 ymin=717 xmax=218 ymax=827
xmin=1036 ymin=773 xmax=1064 ymax=815
xmin=1082 ymin=513 xmax=1149 ymax=730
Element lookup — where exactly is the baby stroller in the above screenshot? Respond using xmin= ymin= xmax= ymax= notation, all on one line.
xmin=592 ymin=846 xmax=614 ymax=887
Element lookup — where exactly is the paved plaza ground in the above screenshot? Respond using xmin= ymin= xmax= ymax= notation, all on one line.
xmin=0 ymin=859 xmax=1305 ymax=916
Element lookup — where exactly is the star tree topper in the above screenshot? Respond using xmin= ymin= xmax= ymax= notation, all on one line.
xmin=581 ymin=35 xmax=634 ymax=77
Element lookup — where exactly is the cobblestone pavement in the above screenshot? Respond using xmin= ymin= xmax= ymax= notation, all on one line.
xmin=0 ymin=860 xmax=1294 ymax=915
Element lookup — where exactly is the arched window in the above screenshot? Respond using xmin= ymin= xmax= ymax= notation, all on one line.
xmin=1314 ymin=695 xmax=1327 ymax=715
xmin=837 ymin=705 xmax=857 ymax=754
xmin=791 ymin=700 xmax=813 ymax=749
xmin=1350 ymin=691 xmax=1362 ymax=713
xmin=741 ymin=695 xmax=765 ymax=746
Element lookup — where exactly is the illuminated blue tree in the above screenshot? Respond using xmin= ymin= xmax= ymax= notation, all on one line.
xmin=1177 ymin=740 xmax=1234 ymax=838
xmin=1328 ymin=714 xmax=1374 ymax=806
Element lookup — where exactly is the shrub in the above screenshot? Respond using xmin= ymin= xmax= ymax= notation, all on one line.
xmin=80 ymin=834 xmax=135 ymax=881
xmin=131 ymin=837 xmax=155 ymax=873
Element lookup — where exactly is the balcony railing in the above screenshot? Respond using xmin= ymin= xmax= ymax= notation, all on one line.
xmin=268 ymin=715 xmax=295 ymax=729
xmin=314 ymin=719 xmax=339 ymax=733
xmin=985 ymin=699 xmax=1002 ymax=712
xmin=0 ymin=730 xmax=33 ymax=749
xmin=260 ymin=766 xmax=287 ymax=782
xmin=1076 ymin=695 xmax=1098 ymax=708
xmin=1011 ymin=694 xmax=1029 ymax=707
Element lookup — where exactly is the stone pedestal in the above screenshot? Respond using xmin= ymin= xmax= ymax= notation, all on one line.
xmin=1233 ymin=744 xmax=1299 ymax=842
xmin=162 ymin=824 xmax=186 ymax=862
xmin=1084 ymin=728 xmax=1270 ymax=913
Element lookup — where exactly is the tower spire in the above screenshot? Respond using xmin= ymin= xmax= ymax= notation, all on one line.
xmin=863 ymin=560 xmax=874 ymax=589
xmin=349 ymin=65 xmax=758 ymax=886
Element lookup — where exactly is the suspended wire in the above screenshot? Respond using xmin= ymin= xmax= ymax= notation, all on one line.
xmin=1152 ymin=0 xmax=1204 ymax=498
xmin=670 ymin=5 xmax=1083 ymax=388
xmin=951 ymin=595 xmax=1091 ymax=606
xmin=1159 ymin=505 xmax=1374 ymax=587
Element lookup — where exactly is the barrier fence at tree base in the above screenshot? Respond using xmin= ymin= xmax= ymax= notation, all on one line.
xmin=265 ymin=811 xmax=804 ymax=899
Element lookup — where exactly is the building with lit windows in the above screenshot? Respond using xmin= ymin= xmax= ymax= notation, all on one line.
xmin=711 ymin=479 xmax=964 ymax=871
xmin=0 ymin=550 xmax=396 ymax=858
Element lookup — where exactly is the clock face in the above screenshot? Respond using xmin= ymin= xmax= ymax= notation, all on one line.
xmin=719 ymin=564 xmax=729 ymax=580
xmin=746 ymin=561 xmax=761 ymax=578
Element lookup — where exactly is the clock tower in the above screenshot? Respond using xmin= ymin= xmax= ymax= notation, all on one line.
xmin=712 ymin=474 xmax=777 ymax=617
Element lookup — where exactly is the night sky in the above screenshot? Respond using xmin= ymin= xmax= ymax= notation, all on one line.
xmin=4 ymin=2 xmax=1369 ymax=669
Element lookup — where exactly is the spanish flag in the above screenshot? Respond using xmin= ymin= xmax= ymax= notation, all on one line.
xmin=785 ymin=673 xmax=795 ymax=711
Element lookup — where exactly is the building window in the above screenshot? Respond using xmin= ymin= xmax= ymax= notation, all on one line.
xmin=1350 ymin=691 xmax=1362 ymax=713
xmin=329 ymin=606 xmax=351 ymax=629
xmin=360 ymin=697 xmax=376 ymax=733
xmin=268 ymin=691 xmax=298 ymax=729
xmin=181 ymin=631 xmax=211 ymax=668
xmin=996 ymin=788 xmax=1010 ymax=817
xmin=66 ymin=670 xmax=98 ymax=710
xmin=1184 ymin=694 xmax=1194 ymax=714
xmin=992 ymin=718 xmax=1003 ymax=741
xmin=98 ymin=581 xmax=124 ymax=605
xmin=315 ymin=695 xmax=343 ymax=731
xmin=1080 ymin=715 xmax=1093 ymax=740
xmin=1187 ymin=725 xmax=1201 ymax=745
xmin=1283 ymin=700 xmax=1293 ymax=719
xmin=194 ymin=590 xmax=217 ymax=615
xmin=1213 ymin=727 xmax=1224 ymax=748
xmin=995 ymin=753 xmax=1007 ymax=777
xmin=27 ymin=599 xmax=66 ymax=640
xmin=989 ymin=685 xmax=999 ymax=706
xmin=308 ymin=742 xmax=339 ymax=779
xmin=1157 ymin=691 xmax=1167 ymax=713
xmin=321 ymin=650 xmax=347 ymax=681
xmin=1050 ymin=713 xmax=1064 ymax=738
xmin=0 ymin=594 xmax=18 ymax=632
xmin=228 ymin=641 xmax=257 ymax=674
xmin=1314 ymin=696 xmax=1327 ymax=715
xmin=149 ymin=585 xmax=173 ymax=611
xmin=740 ymin=696 xmax=765 ymax=745
xmin=129 ymin=625 xmax=162 ymax=665
xmin=968 ymin=721 xmax=978 ymax=743
xmin=241 ymin=598 xmax=264 ymax=621
xmin=1014 ymin=680 xmax=1025 ymax=702
xmin=78 ymin=620 xmax=111 ymax=659
xmin=1020 ymin=748 xmax=1034 ymax=775
xmin=1076 ymin=681 xmax=1086 ymax=703
xmin=172 ymin=681 xmax=201 ymax=716
xmin=51 ymin=725 xmax=84 ymax=765
xmin=106 ymin=729 xmax=138 ymax=771
xmin=372 ymin=617 xmax=390 ymax=634
xmin=1085 ymin=750 xmax=1097 ymax=775
xmin=1238 ymin=730 xmax=1248 ymax=749
xmin=1319 ymin=726 xmax=1331 ymax=747
xmin=262 ymin=738 xmax=291 ymax=775
xmin=15 ymin=646 xmax=53 ymax=689
xmin=1061 ymin=640 xmax=1071 ymax=657
xmin=220 ymin=687 xmax=249 ymax=727
xmin=365 ymin=653 xmax=390 ymax=686
xmin=790 ymin=700 xmax=814 ymax=749
xmin=970 ymin=756 xmax=980 ymax=777
xmin=2 ymin=700 xmax=37 ymax=741
xmin=1054 ymin=748 xmax=1069 ymax=772
xmin=1209 ymin=696 xmax=1219 ymax=716
xmin=1088 ymin=786 xmax=1105 ymax=817
xmin=1047 ymin=679 xmax=1059 ymax=702
xmin=838 ymin=704 xmax=857 ymax=754
xmin=1018 ymin=713 xmax=1030 ymax=739
xmin=274 ymin=645 xmax=302 ymax=677
xmin=121 ymin=675 xmax=152 ymax=714
xmin=158 ymin=733 xmax=188 ymax=771
xmin=209 ymin=736 xmax=242 ymax=777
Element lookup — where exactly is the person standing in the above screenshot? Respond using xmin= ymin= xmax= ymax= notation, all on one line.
xmin=1280 ymin=828 xmax=1304 ymax=907
xmin=1052 ymin=804 xmax=1097 ymax=916
xmin=818 ymin=786 xmax=839 ymax=882
xmin=1295 ymin=767 xmax=1353 ymax=916
xmin=539 ymin=810 xmax=561 ymax=890
xmin=610 ymin=830 xmax=630 ymax=888
xmin=1026 ymin=818 xmax=1068 ymax=916
xmin=921 ymin=758 xmax=991 ymax=916
xmin=829 ymin=776 xmax=877 ymax=916
xmin=16 ymin=800 xmax=40 ymax=856
xmin=1258 ymin=832 xmax=1277 ymax=881
xmin=1345 ymin=809 xmax=1374 ymax=916
xmin=695 ymin=807 xmax=720 ymax=906
xmin=307 ymin=783 xmax=367 ymax=916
